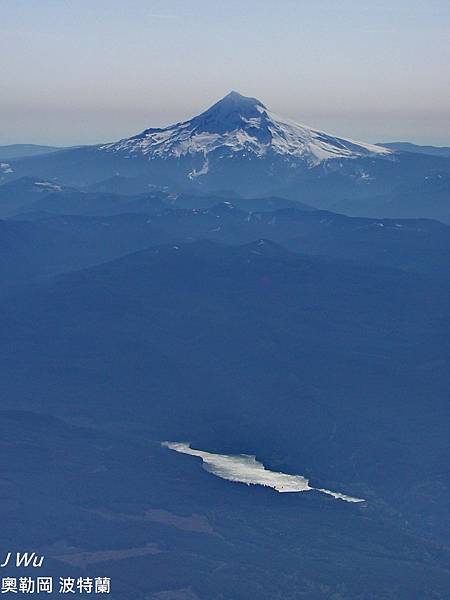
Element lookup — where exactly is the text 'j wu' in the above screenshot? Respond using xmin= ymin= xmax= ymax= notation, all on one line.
xmin=0 ymin=554 xmax=44 ymax=568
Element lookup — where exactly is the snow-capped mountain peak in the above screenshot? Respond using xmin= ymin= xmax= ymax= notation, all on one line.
xmin=190 ymin=90 xmax=267 ymax=135
xmin=100 ymin=91 xmax=391 ymax=166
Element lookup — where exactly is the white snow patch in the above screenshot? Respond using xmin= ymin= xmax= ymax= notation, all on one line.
xmin=34 ymin=181 xmax=62 ymax=191
xmin=188 ymin=157 xmax=209 ymax=179
xmin=0 ymin=163 xmax=13 ymax=173
xmin=162 ymin=442 xmax=364 ymax=503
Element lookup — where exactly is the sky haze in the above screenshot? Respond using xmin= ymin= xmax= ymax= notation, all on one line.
xmin=1 ymin=0 xmax=449 ymax=146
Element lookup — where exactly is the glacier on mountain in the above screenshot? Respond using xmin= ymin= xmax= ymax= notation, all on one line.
xmin=101 ymin=91 xmax=391 ymax=168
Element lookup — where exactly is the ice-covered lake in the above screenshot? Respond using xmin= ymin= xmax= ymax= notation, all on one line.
xmin=162 ymin=441 xmax=364 ymax=503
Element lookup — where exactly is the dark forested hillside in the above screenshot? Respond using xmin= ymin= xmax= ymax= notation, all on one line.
xmin=0 ymin=237 xmax=448 ymax=598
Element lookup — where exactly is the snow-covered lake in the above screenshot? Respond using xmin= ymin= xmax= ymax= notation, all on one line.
xmin=162 ymin=442 xmax=364 ymax=503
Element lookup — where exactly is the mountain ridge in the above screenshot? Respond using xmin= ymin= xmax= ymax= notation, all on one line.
xmin=377 ymin=141 xmax=450 ymax=158
xmin=2 ymin=92 xmax=449 ymax=223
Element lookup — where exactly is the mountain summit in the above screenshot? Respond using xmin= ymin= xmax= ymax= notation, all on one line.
xmin=191 ymin=91 xmax=268 ymax=134
xmin=101 ymin=91 xmax=391 ymax=167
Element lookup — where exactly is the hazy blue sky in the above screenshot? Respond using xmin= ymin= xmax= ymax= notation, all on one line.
xmin=1 ymin=0 xmax=449 ymax=146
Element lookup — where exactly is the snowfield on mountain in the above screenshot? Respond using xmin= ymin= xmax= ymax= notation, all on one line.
xmin=100 ymin=91 xmax=391 ymax=167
